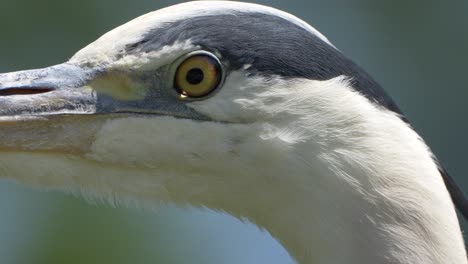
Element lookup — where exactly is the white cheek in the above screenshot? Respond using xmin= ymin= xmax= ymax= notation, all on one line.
xmin=87 ymin=116 xmax=259 ymax=169
xmin=187 ymin=71 xmax=274 ymax=122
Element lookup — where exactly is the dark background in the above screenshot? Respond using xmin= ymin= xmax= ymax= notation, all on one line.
xmin=0 ymin=0 xmax=466 ymax=263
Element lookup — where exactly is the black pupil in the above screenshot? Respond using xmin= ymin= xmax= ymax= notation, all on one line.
xmin=186 ymin=68 xmax=204 ymax=85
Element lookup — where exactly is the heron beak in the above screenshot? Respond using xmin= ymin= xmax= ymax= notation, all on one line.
xmin=0 ymin=63 xmax=108 ymax=154
xmin=0 ymin=63 xmax=97 ymax=118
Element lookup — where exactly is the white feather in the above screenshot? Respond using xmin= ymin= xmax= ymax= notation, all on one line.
xmin=0 ymin=74 xmax=464 ymax=263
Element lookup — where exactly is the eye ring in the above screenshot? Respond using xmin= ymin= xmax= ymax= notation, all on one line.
xmin=172 ymin=51 xmax=224 ymax=100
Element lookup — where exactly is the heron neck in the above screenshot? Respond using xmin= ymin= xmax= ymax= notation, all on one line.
xmin=173 ymin=110 xmax=466 ymax=264
xmin=214 ymin=135 xmax=467 ymax=264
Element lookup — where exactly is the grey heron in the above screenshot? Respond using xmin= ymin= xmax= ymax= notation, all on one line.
xmin=0 ymin=1 xmax=466 ymax=263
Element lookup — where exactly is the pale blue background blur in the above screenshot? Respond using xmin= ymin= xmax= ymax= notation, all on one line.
xmin=0 ymin=1 xmax=467 ymax=263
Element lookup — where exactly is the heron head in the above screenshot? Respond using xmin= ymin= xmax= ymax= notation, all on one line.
xmin=0 ymin=1 xmax=396 ymax=213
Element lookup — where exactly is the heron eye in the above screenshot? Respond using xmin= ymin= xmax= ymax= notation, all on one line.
xmin=174 ymin=54 xmax=222 ymax=98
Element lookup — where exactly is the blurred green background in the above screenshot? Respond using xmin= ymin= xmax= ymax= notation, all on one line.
xmin=0 ymin=0 xmax=467 ymax=263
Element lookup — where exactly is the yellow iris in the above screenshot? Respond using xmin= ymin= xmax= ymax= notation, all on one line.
xmin=175 ymin=55 xmax=221 ymax=98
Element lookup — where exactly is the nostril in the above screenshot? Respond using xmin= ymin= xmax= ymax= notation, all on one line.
xmin=0 ymin=87 xmax=54 ymax=96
